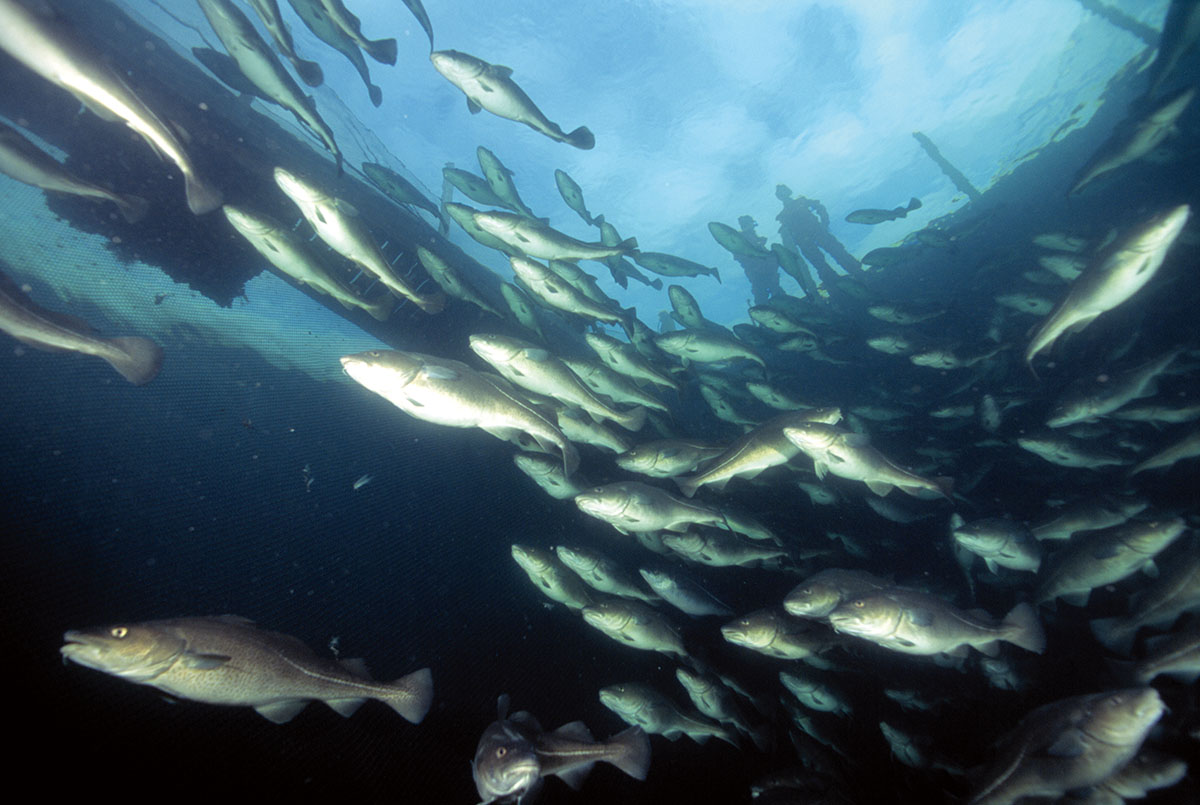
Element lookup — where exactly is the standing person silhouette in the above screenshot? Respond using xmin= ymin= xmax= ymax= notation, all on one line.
xmin=775 ymin=184 xmax=862 ymax=296
xmin=733 ymin=215 xmax=782 ymax=306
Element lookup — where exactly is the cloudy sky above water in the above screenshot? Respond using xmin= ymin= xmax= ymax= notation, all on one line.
xmin=133 ymin=0 xmax=1164 ymax=325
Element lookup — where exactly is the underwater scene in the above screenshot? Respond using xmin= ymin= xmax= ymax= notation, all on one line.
xmin=3 ymin=0 xmax=1200 ymax=802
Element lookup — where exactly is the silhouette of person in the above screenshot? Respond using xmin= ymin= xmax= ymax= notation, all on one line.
xmin=775 ymin=184 xmax=862 ymax=294
xmin=732 ymin=215 xmax=782 ymax=306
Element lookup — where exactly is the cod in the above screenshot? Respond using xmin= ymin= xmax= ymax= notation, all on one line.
xmin=653 ymin=329 xmax=764 ymax=368
xmin=599 ymin=683 xmax=736 ymax=745
xmin=470 ymin=333 xmax=645 ymax=431
xmin=581 ymin=599 xmax=687 ymax=658
xmin=430 ymin=49 xmax=595 ymax=148
xmin=0 ymin=0 xmax=221 ymax=214
xmin=224 ymin=205 xmax=389 ymax=321
xmin=474 ymin=211 xmax=637 ymax=262
xmin=275 ymin=167 xmax=444 ymax=313
xmin=340 ymin=349 xmax=578 ymax=475
xmin=554 ymin=545 xmax=658 ymax=603
xmin=472 ymin=694 xmax=649 ymax=805
xmin=61 ymin=615 xmax=432 ymax=724
xmin=574 ymin=481 xmax=726 ymax=534
xmin=506 ymin=255 xmax=631 ymax=327
xmin=511 ymin=544 xmax=594 ymax=611
xmin=783 ymin=422 xmax=953 ymax=500
xmin=1026 ymin=205 xmax=1189 ymax=369
xmin=477 ymin=146 xmax=536 ymax=218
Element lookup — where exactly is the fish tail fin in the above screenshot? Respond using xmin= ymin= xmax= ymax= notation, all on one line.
xmin=367 ymin=37 xmax=399 ymax=66
xmin=618 ymin=236 xmax=638 ymax=252
xmin=103 ymin=336 xmax=164 ymax=385
xmin=907 ymin=197 xmax=922 ymax=212
xmin=592 ymin=213 xmax=605 ymax=227
xmin=416 ymin=291 xmax=447 ymax=314
xmin=383 ymin=667 xmax=433 ymax=723
xmin=1090 ymin=617 xmax=1137 ymax=655
xmin=672 ymin=475 xmax=700 ymax=498
xmin=607 ymin=726 xmax=652 ymax=781
xmin=295 ymin=59 xmax=324 ymax=87
xmin=562 ymin=441 xmax=581 ymax=477
xmin=368 ymin=83 xmax=383 ymax=108
xmin=366 ymin=297 xmax=392 ymax=321
xmin=184 ymin=174 xmax=223 ymax=215
xmin=650 ymin=278 xmax=663 ymax=291
xmin=566 ymin=126 xmax=595 ymax=150
xmin=1002 ymin=602 xmax=1046 ymax=654
xmin=619 ymin=406 xmax=647 ymax=432
xmin=712 ymin=266 xmax=722 ymax=283
xmin=116 ymin=193 xmax=149 ymax=224
xmin=934 ymin=476 xmax=955 ymax=500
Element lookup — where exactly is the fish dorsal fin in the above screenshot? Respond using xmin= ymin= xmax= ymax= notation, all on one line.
xmin=180 ymin=651 xmax=232 ymax=670
xmin=211 ymin=615 xmax=256 ymax=626
xmin=511 ymin=711 xmax=542 ymax=732
xmin=549 ymin=720 xmax=594 ymax=743
xmin=339 ymin=657 xmax=372 ymax=679
xmin=497 ymin=693 xmax=510 ymax=719
xmin=490 ymin=65 xmax=514 ymax=79
xmin=906 ymin=608 xmax=935 ymax=628
xmin=524 ymin=348 xmax=552 ymax=362
xmin=842 ymin=432 xmax=870 ymax=447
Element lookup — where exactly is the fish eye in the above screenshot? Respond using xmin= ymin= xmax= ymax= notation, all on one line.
xmin=495 ymin=747 xmax=507 ymax=758
xmin=368 ymin=351 xmax=380 ymax=358
xmin=852 ymin=600 xmax=864 ymax=609
xmin=111 ymin=627 xmax=128 ymax=638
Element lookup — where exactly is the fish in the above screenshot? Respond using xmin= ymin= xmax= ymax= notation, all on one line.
xmin=560 ymin=357 xmax=669 ymax=413
xmin=968 ymin=688 xmax=1163 ymax=805
xmin=551 ymin=404 xmax=633 ymax=455
xmin=994 ymin=291 xmax=1053 ymax=316
xmin=474 ymin=212 xmax=636 ymax=262
xmin=429 ymin=50 xmax=595 ymax=148
xmin=674 ymin=668 xmax=762 ymax=747
xmin=198 ymin=0 xmax=342 ymax=175
xmin=1129 ymin=427 xmax=1200 ymax=475
xmin=584 ymin=332 xmax=679 ymax=391
xmin=653 ymin=329 xmax=764 ymax=368
xmin=1046 ymin=348 xmax=1181 ymax=428
xmin=554 ymin=168 xmax=597 ymax=226
xmin=339 ymin=349 xmax=578 ymax=475
xmin=707 ymin=221 xmax=772 ymax=258
xmin=469 ymin=333 xmax=645 ymax=431
xmin=246 ymin=0 xmax=323 ymax=86
xmin=477 ymin=146 xmax=536 ymax=219
xmin=581 ymin=599 xmax=687 ymax=657
xmin=223 ymin=205 xmax=389 ymax=321
xmin=909 ymin=342 xmax=1006 ymax=370
xmin=1034 ymin=517 xmax=1187 ymax=606
xmin=415 ymin=246 xmax=506 ymax=319
xmin=720 ymin=609 xmax=838 ymax=662
xmin=698 ymin=385 xmax=757 ymax=428
xmin=779 ymin=670 xmax=851 ymax=717
xmin=844 ymin=197 xmax=921 ymax=224
xmin=0 ymin=120 xmax=147 ymax=222
xmin=1069 ymin=87 xmax=1195 ymax=195
xmin=442 ymin=166 xmax=508 ymax=208
xmin=60 ymin=615 xmax=432 ymax=724
xmin=667 ymin=285 xmax=713 ymax=330
xmin=783 ymin=422 xmax=953 ymax=500
xmin=828 ymin=589 xmax=1045 ymax=657
xmin=506 ymin=256 xmax=631 ymax=326
xmin=866 ymin=303 xmax=943 ymax=325
xmin=631 ymin=251 xmax=721 ymax=282
xmin=1090 ymin=544 xmax=1200 ymax=653
xmin=615 ymin=439 xmax=726 ymax=479
xmin=553 ymin=545 xmax=658 ymax=603
xmin=1016 ymin=433 xmax=1126 ymax=469
xmin=512 ymin=453 xmax=587 ymax=500
xmin=352 ymin=473 xmax=372 ymax=490
xmin=362 ymin=162 xmax=444 ymax=225
xmin=952 ymin=517 xmax=1042 ymax=574
xmin=1145 ymin=0 xmax=1200 ymax=95
xmin=638 ymin=566 xmax=732 ymax=617
xmin=400 ymin=0 xmax=435 ymax=51
xmin=1089 ymin=748 xmax=1188 ymax=802
xmin=274 ymin=167 xmax=445 ymax=313
xmin=0 ymin=0 xmax=221 ymax=214
xmin=599 ymin=683 xmax=736 ymax=745
xmin=745 ymin=381 xmax=811 ymax=411
xmin=1120 ymin=621 xmax=1200 ymax=684
xmin=500 ymin=281 xmax=545 ymax=338
xmin=0 ymin=269 xmax=162 ymax=385
xmin=674 ymin=410 xmax=841 ymax=499
xmin=287 ymin=0 xmax=382 ymax=106
xmin=783 ymin=568 xmax=891 ymax=619
xmin=865 ymin=332 xmax=921 ymax=356
xmin=546 ymin=259 xmax=613 ymax=307
xmin=315 ymin=0 xmax=397 ymax=65
xmin=446 ymin=201 xmax=521 ymax=256
xmin=1025 ymin=205 xmax=1189 ymax=369
xmin=511 ymin=544 xmax=594 ymax=610
xmin=472 ymin=694 xmax=650 ymax=805
xmin=193 ymin=45 xmax=273 ymax=100
xmin=664 ymin=529 xmax=788 ymax=568
xmin=1031 ymin=495 xmax=1148 ymax=541
xmin=573 ymin=481 xmax=726 ymax=535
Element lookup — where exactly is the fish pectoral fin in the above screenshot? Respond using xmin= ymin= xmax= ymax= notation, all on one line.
xmin=466 ymin=98 xmax=482 ymax=113
xmin=254 ymin=700 xmax=308 ymax=724
xmin=180 ymin=651 xmax=232 ymax=670
xmin=490 ymin=65 xmax=514 ymax=79
xmin=335 ymin=198 xmax=360 ymax=217
xmin=1043 ymin=731 xmax=1089 ymax=759
xmin=325 ymin=698 xmax=367 ymax=718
